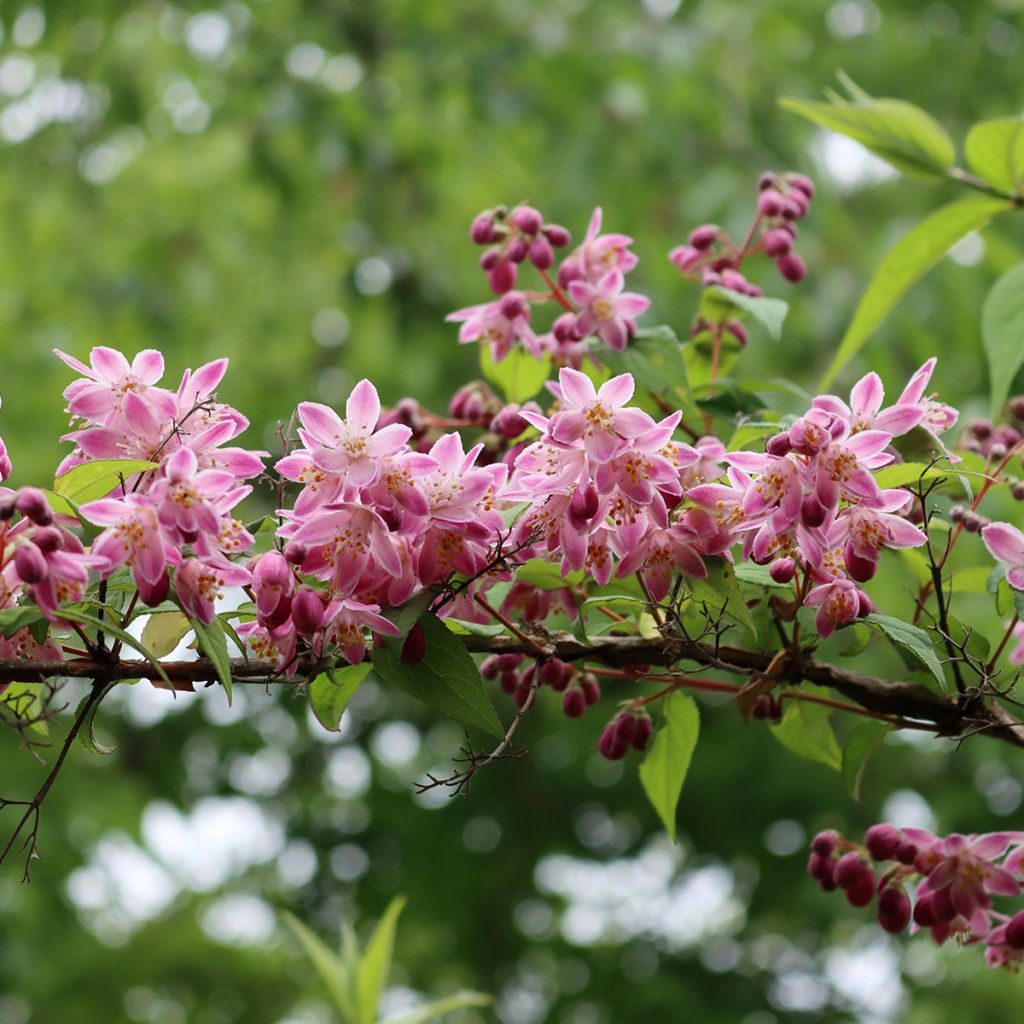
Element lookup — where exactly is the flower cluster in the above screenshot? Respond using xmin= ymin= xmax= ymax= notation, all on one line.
xmin=810 ymin=825 xmax=1024 ymax=970
xmin=55 ymin=347 xmax=266 ymax=622
xmin=688 ymin=360 xmax=953 ymax=636
xmin=448 ymin=205 xmax=650 ymax=365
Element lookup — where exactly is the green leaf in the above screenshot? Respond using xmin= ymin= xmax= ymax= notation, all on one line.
xmin=704 ymin=287 xmax=788 ymax=342
xmin=59 ymin=606 xmax=171 ymax=687
xmin=864 ymin=613 xmax=946 ymax=692
xmin=141 ymin=611 xmax=192 ymax=658
xmin=572 ymin=595 xmax=646 ymax=643
xmin=872 ymin=462 xmax=948 ymax=490
xmin=54 ymin=458 xmax=158 ymax=504
xmin=727 ymin=421 xmax=780 ymax=452
xmin=372 ymin=612 xmax=503 ymax=738
xmin=779 ymin=90 xmax=955 ymax=179
xmin=515 ymin=558 xmax=584 ymax=591
xmin=480 ymin=344 xmax=551 ymax=404
xmin=75 ymin=682 xmax=119 ymax=756
xmin=600 ymin=325 xmax=690 ymax=404
xmin=839 ymin=622 xmax=872 ymax=657
xmin=381 ymin=993 xmax=494 ymax=1024
xmin=356 ymin=896 xmax=406 ymax=1024
xmin=310 ymin=664 xmax=371 ymax=732
xmin=842 ymin=719 xmax=891 ymax=800
xmin=0 ymin=682 xmax=49 ymax=737
xmin=733 ymin=562 xmax=792 ymax=590
xmin=982 ymin=262 xmax=1024 ymax=419
xmin=638 ymin=692 xmax=700 ymax=842
xmin=965 ymin=118 xmax=1024 ymax=197
xmin=770 ymin=688 xmax=842 ymax=771
xmin=821 ymin=196 xmax=1011 ymax=387
xmin=0 ymin=605 xmax=47 ymax=639
xmin=688 ymin=559 xmax=756 ymax=638
xmin=282 ymin=913 xmax=355 ymax=1021
xmin=950 ymin=566 xmax=995 ymax=595
xmin=192 ymin=615 xmax=233 ymax=704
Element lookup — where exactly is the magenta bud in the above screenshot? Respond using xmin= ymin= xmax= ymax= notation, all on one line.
xmin=514 ymin=678 xmax=533 ymax=708
xmin=500 ymin=670 xmax=519 ymax=695
xmin=479 ymin=248 xmax=500 ymax=272
xmin=552 ymin=312 xmax=581 ymax=343
xmin=913 ymin=894 xmax=937 ymax=928
xmin=291 ymin=587 xmax=326 ymax=636
xmin=834 ymin=852 xmax=868 ymax=889
xmin=598 ymin=721 xmax=628 ymax=761
xmin=856 ymin=591 xmax=874 ymax=618
xmin=481 ymin=655 xmax=502 ymax=679
xmin=757 ymin=171 xmax=776 ymax=191
xmin=528 ymin=236 xmax=555 ymax=270
xmin=807 ymin=852 xmax=834 ymax=883
xmin=15 ymin=487 xmax=53 ymax=525
xmin=766 ymin=432 xmax=793 ymax=457
xmin=762 ymin=228 xmax=793 ymax=258
xmin=801 ymin=492 xmax=827 ymax=528
xmin=539 ymin=658 xmax=570 ymax=690
xmin=14 ymin=542 xmax=48 ymax=584
xmin=499 ymin=292 xmax=527 ymax=320
xmin=724 ymin=319 xmax=748 ymax=347
xmin=844 ymin=870 xmax=876 ymax=908
xmin=282 ymin=540 xmax=308 ymax=565
xmin=569 ymin=482 xmax=600 ymax=527
xmin=811 ymin=830 xmax=839 ymax=857
xmin=864 ymin=823 xmax=903 ymax=861
xmin=511 ymin=205 xmax=543 ymax=235
xmin=777 ymin=252 xmax=806 ymax=283
xmin=544 ymin=224 xmax=571 ymax=247
xmin=631 ymin=714 xmax=653 ymax=751
xmin=769 ymin=557 xmax=796 ymax=584
xmin=877 ymin=885 xmax=911 ymax=933
xmin=781 ymin=193 xmax=808 ymax=220
xmin=669 ymin=245 xmax=704 ymax=272
xmin=1009 ymin=396 xmax=1024 ymax=421
xmin=720 ymin=269 xmax=750 ymax=293
xmin=0 ymin=494 xmax=16 ymax=520
xmin=557 ymin=255 xmax=582 ymax=289
xmin=401 ymin=622 xmax=426 ymax=664
xmin=758 ymin=190 xmax=784 ymax=217
xmin=751 ymin=694 xmax=773 ymax=719
xmin=138 ymin=570 xmax=170 ymax=607
xmin=688 ymin=224 xmax=719 ymax=251
xmin=562 ymin=686 xmax=587 ymax=718
xmin=787 ymin=173 xmax=816 ymax=198
xmin=612 ymin=712 xmax=638 ymax=748
xmin=895 ymin=839 xmax=918 ymax=865
xmin=845 ymin=549 xmax=877 ymax=583
xmin=491 ymin=404 xmax=527 ymax=441
xmin=1005 ymin=909 xmax=1024 ymax=949
xmin=488 ymin=258 xmax=517 ymax=294
xmin=470 ymin=213 xmax=495 ymax=245
xmin=506 ymin=237 xmax=528 ymax=263
xmin=32 ymin=525 xmax=63 ymax=553
xmin=930 ymin=886 xmax=957 ymax=923
xmin=580 ymin=672 xmax=601 ymax=706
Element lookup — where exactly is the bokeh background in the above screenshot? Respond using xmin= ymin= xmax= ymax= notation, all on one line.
xmin=2 ymin=1 xmax=1024 ymax=1022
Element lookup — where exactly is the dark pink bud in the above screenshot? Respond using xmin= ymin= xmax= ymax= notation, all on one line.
xmin=544 ymin=223 xmax=571 ymax=247
xmin=766 ymin=432 xmax=793 ymax=457
xmin=598 ymin=720 xmax=628 ymax=761
xmin=580 ymin=672 xmax=601 ymax=706
xmin=511 ymin=205 xmax=543 ymax=235
xmin=557 ymin=255 xmax=582 ymax=289
xmin=856 ymin=591 xmax=874 ymax=618
xmin=834 ymin=852 xmax=869 ymax=889
xmin=770 ymin=557 xmax=796 ymax=584
xmin=491 ymin=404 xmax=527 ymax=441
xmin=751 ymin=694 xmax=773 ymax=719
xmin=514 ymin=678 xmax=533 ymax=708
xmin=292 ymin=587 xmax=326 ymax=636
xmin=1009 ymin=396 xmax=1024 ymax=421
xmin=845 ymin=549 xmax=877 ymax=583
xmin=562 ymin=686 xmax=587 ymax=718
xmin=913 ymin=894 xmax=938 ymax=928
xmin=15 ymin=487 xmax=53 ymax=525
xmin=631 ymin=714 xmax=653 ymax=751
xmin=844 ymin=870 xmax=876 ymax=908
xmin=688 ymin=224 xmax=719 ymax=251
xmin=470 ymin=213 xmax=496 ymax=244
xmin=539 ymin=658 xmax=570 ymax=690
xmin=877 ymin=885 xmax=911 ymax=933
xmin=777 ymin=252 xmax=806 ymax=283
xmin=788 ymin=173 xmax=816 ymax=198
xmin=613 ymin=712 xmax=638 ymax=748
xmin=479 ymin=248 xmax=500 ymax=272
xmin=930 ymin=886 xmax=957 ymax=923
xmin=499 ymin=292 xmax=527 ymax=320
xmin=14 ymin=542 xmax=48 ymax=584
xmin=506 ymin=237 xmax=528 ymax=263
xmin=724 ymin=319 xmax=748 ymax=347
xmin=757 ymin=171 xmax=776 ymax=191
xmin=569 ymin=482 xmax=600 ymax=529
xmin=811 ymin=830 xmax=839 ymax=857
xmin=781 ymin=192 xmax=808 ymax=220
xmin=528 ymin=236 xmax=555 ymax=271
xmin=670 ymin=245 xmax=704 ymax=272
xmin=807 ymin=852 xmax=834 ymax=883
xmin=1005 ymin=909 xmax=1024 ymax=949
xmin=552 ymin=312 xmax=580 ymax=343
xmin=720 ymin=269 xmax=750 ymax=293
xmin=758 ymin=190 xmax=784 ymax=216
xmin=0 ymin=494 xmax=16 ymax=520
xmin=481 ymin=655 xmax=502 ymax=679
xmin=864 ymin=823 xmax=903 ymax=861
xmin=488 ymin=258 xmax=517 ymax=294
xmin=500 ymin=670 xmax=519 ymax=695
xmin=282 ymin=540 xmax=308 ymax=565
xmin=32 ymin=525 xmax=63 ymax=553
xmin=895 ymin=839 xmax=918 ymax=865
xmin=401 ymin=623 xmax=426 ymax=664
xmin=762 ymin=228 xmax=793 ymax=258
xmin=801 ymin=492 xmax=827 ymax=528
xmin=138 ymin=570 xmax=171 ymax=607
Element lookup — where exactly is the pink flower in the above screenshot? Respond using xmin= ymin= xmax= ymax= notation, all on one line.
xmin=812 ymin=430 xmax=892 ymax=510
xmin=831 ymin=495 xmax=927 ymax=581
xmin=10 ymin=528 xmax=100 ymax=620
xmin=813 ymin=369 xmax=924 ymax=437
xmin=81 ymin=493 xmax=168 ymax=589
xmin=297 ymin=379 xmax=412 ymax=488
xmin=548 ymin=369 xmax=652 ymax=462
xmin=54 ymin=346 xmax=176 ymax=422
xmin=446 ymin=292 xmax=540 ymax=362
xmin=578 ymin=207 xmax=639 ymax=282
xmin=418 ymin=432 xmax=507 ymax=526
xmin=615 ymin=523 xmax=708 ymax=601
xmin=323 ymin=598 xmax=401 ymax=665
xmin=804 ymin=577 xmax=871 ymax=637
xmin=593 ymin=412 xmax=691 ymax=504
xmin=175 ymin=556 xmax=251 ymax=625
xmin=680 ymin=436 xmax=727 ymax=487
xmin=726 ymin=451 xmax=805 ymax=526
xmin=148 ymin=447 xmax=238 ymax=543
xmin=1008 ymin=621 xmax=1024 ymax=664
xmin=982 ymin=522 xmax=1024 ymax=589
xmin=921 ymin=833 xmax=1021 ymax=919
xmin=568 ymin=269 xmax=650 ymax=352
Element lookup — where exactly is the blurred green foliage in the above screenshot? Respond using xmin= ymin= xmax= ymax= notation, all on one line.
xmin=2 ymin=1 xmax=1024 ymax=1023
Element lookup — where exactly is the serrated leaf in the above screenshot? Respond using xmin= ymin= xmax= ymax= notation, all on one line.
xmin=372 ymin=612 xmax=503 ymax=738
xmin=356 ymin=896 xmax=406 ymax=1024
xmin=779 ymin=91 xmax=955 ymax=179
xmin=192 ymin=615 xmax=233 ymax=704
xmin=842 ymin=719 xmax=891 ymax=800
xmin=141 ymin=611 xmax=192 ymax=658
xmin=310 ymin=664 xmax=371 ymax=732
xmin=770 ymin=688 xmax=841 ymax=771
xmin=480 ymin=344 xmax=551 ymax=404
xmin=965 ymin=118 xmax=1024 ymax=197
xmin=638 ymin=692 xmax=700 ymax=842
xmin=282 ymin=913 xmax=355 ymax=1020
xmin=704 ymin=286 xmax=788 ymax=342
xmin=54 ymin=458 xmax=158 ymax=504
xmin=982 ymin=262 xmax=1024 ymax=419
xmin=820 ymin=196 xmax=1011 ymax=388
xmin=864 ymin=613 xmax=946 ymax=692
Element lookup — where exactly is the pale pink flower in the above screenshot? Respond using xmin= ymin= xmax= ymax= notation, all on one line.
xmin=446 ymin=292 xmax=540 ymax=362
xmin=81 ymin=493 xmax=169 ymax=588
xmin=982 ymin=522 xmax=1024 ymax=589
xmin=803 ymin=577 xmax=871 ymax=637
xmin=813 ymin=369 xmax=924 ymax=437
xmin=54 ymin=346 xmax=176 ymax=422
xmin=175 ymin=556 xmax=251 ymax=625
xmin=323 ymin=598 xmax=401 ymax=665
xmin=568 ymin=269 xmax=650 ymax=351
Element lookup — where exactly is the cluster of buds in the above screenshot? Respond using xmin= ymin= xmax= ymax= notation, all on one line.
xmin=668 ymin=171 xmax=814 ymax=293
xmin=949 ymin=503 xmax=991 ymax=534
xmin=481 ymin=654 xmax=601 ymax=715
xmin=598 ymin=707 xmax=653 ymax=760
xmin=750 ymin=692 xmax=784 ymax=721
xmin=960 ymin=401 xmax=1024 ymax=463
xmin=809 ymin=825 xmax=1024 ymax=969
xmin=471 ymin=204 xmax=572 ymax=294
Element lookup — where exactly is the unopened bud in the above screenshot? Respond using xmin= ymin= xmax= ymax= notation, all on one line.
xmin=14 ymin=542 xmax=48 ymax=584
xmin=864 ymin=823 xmax=903 ymax=861
xmin=777 ymin=252 xmax=807 ymax=283
xmin=877 ymin=885 xmax=911 ymax=933
xmin=688 ymin=224 xmax=718 ymax=251
xmin=15 ymin=487 xmax=53 ymax=525
xmin=506 ymin=237 xmax=528 ymax=263
xmin=1005 ymin=909 xmax=1024 ymax=949
xmin=292 ymin=587 xmax=325 ymax=636
xmin=528 ymin=236 xmax=555 ymax=271
xmin=811 ymin=830 xmax=839 ymax=857
xmin=511 ymin=205 xmax=543 ymax=235
xmin=401 ymin=622 xmax=426 ymax=664
xmin=488 ymin=258 xmax=517 ymax=294
xmin=580 ymin=672 xmax=601 ymax=706
xmin=282 ymin=540 xmax=308 ymax=565
xmin=844 ymin=870 xmax=876 ymax=908
xmin=470 ymin=213 xmax=495 ymax=245
xmin=544 ymin=224 xmax=571 ymax=248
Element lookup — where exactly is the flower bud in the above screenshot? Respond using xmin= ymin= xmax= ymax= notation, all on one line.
xmin=856 ymin=591 xmax=874 ymax=618
xmin=401 ymin=622 xmax=426 ymax=664
xmin=844 ymin=870 xmax=876 ymax=908
xmin=864 ymin=823 xmax=902 ymax=861
xmin=762 ymin=228 xmax=793 ymax=258
xmin=757 ymin=171 xmax=776 ymax=191
xmin=1012 ymin=481 xmax=1024 ymax=501
xmin=688 ymin=224 xmax=718 ymax=251
xmin=491 ymin=404 xmax=527 ymax=441
xmin=766 ymin=431 xmax=793 ymax=457
xmin=539 ymin=658 xmax=570 ymax=690
xmin=1009 ymin=396 xmax=1024 ymax=421
xmin=500 ymin=670 xmax=519 ymax=695
xmin=528 ymin=236 xmax=555 ymax=271
xmin=506 ymin=237 xmax=528 ymax=263
xmin=470 ymin=213 xmax=495 ymax=245
xmin=758 ymin=190 xmax=784 ymax=216
xmin=557 ymin=255 xmax=583 ymax=289
xmin=32 ymin=525 xmax=63 ymax=553
xmin=544 ymin=224 xmax=571 ymax=247
xmin=750 ymin=694 xmax=773 ymax=719
xmin=499 ymin=292 xmax=528 ymax=321
xmin=514 ymin=678 xmax=534 ymax=708
xmin=669 ymin=245 xmax=704 ymax=272
xmin=613 ymin=712 xmax=638 ymax=747
xmin=138 ymin=570 xmax=171 ymax=607
xmin=913 ymin=894 xmax=938 ymax=928
xmin=15 ymin=487 xmax=53 ymax=525
xmin=580 ymin=672 xmax=601 ymax=706
xmin=989 ymin=442 xmax=1008 ymax=461
xmin=479 ymin=248 xmax=500 ymax=271
xmin=598 ymin=720 xmax=629 ymax=761
xmin=562 ymin=685 xmax=587 ymax=718
xmin=895 ymin=839 xmax=918 ymax=865
xmin=777 ymin=252 xmax=807 ymax=283
xmin=807 ymin=851 xmax=834 ymax=883
xmin=511 ymin=205 xmax=543 ymax=235
xmin=787 ymin=173 xmax=816 ymax=198
xmin=724 ymin=319 xmax=748 ymax=347
xmin=930 ymin=886 xmax=957 ymax=923
xmin=845 ymin=549 xmax=877 ymax=583
xmin=948 ymin=504 xmax=966 ymax=523
xmin=970 ymin=418 xmax=993 ymax=440
xmin=801 ymin=492 xmax=828 ymax=528
xmin=291 ymin=587 xmax=326 ymax=636
xmin=782 ymin=192 xmax=808 ymax=220
xmin=282 ymin=540 xmax=308 ymax=565
xmin=1005 ymin=909 xmax=1024 ymax=949
xmin=487 ymin=258 xmax=517 ymax=294
xmin=631 ymin=714 xmax=653 ymax=751
xmin=811 ymin=830 xmax=839 ymax=857
xmin=834 ymin=852 xmax=869 ymax=889
xmin=877 ymin=885 xmax=911 ymax=933
xmin=0 ymin=494 xmax=16 ymax=520
xmin=14 ymin=542 xmax=48 ymax=584
xmin=769 ymin=557 xmax=796 ymax=584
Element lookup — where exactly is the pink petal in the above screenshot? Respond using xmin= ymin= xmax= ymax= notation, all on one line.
xmin=91 ymin=346 xmax=131 ymax=382
xmin=345 ymin=379 xmax=380 ymax=434
xmin=298 ymin=402 xmax=345 ymax=445
xmin=897 ymin=357 xmax=937 ymax=406
xmin=983 ymin=523 xmax=1024 ymax=568
xmin=131 ymin=349 xmax=165 ymax=384
xmin=558 ymin=368 xmax=597 ymax=410
xmin=850 ymin=371 xmax=884 ymax=418
xmin=597 ymin=373 xmax=635 ymax=409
